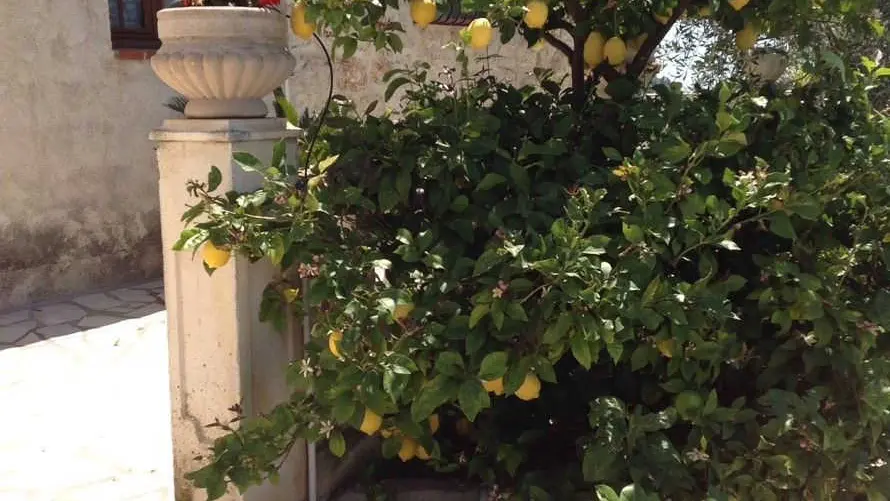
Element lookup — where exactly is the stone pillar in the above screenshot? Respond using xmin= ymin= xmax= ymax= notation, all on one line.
xmin=151 ymin=119 xmax=306 ymax=501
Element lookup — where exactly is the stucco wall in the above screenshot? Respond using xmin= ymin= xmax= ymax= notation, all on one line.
xmin=286 ymin=8 xmax=566 ymax=113
xmin=0 ymin=1 xmax=567 ymax=311
xmin=0 ymin=0 xmax=176 ymax=310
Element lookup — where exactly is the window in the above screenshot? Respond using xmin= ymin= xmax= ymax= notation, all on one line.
xmin=108 ymin=0 xmax=169 ymax=50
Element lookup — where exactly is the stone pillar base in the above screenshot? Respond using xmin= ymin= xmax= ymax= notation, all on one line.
xmin=151 ymin=119 xmax=306 ymax=501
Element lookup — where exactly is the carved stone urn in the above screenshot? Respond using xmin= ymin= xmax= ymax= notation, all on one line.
xmin=150 ymin=7 xmax=296 ymax=119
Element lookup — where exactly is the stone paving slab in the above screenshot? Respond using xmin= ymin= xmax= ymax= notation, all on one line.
xmin=0 ymin=282 xmax=173 ymax=501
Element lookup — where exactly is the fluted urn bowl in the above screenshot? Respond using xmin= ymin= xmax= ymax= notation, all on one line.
xmin=151 ymin=7 xmax=296 ymax=119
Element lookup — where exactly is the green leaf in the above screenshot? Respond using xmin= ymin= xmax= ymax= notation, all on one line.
xmin=505 ymin=302 xmax=528 ymax=322
xmin=821 ymin=50 xmax=846 ymax=80
xmin=385 ymin=77 xmax=411 ymax=101
xmin=716 ymin=111 xmax=736 ymax=132
xmin=623 ymin=223 xmax=644 ymax=244
xmin=543 ymin=312 xmax=573 ymax=344
xmin=450 ymin=195 xmax=470 ymax=212
xmin=571 ymin=332 xmax=593 ymax=369
xmin=207 ymin=166 xmax=222 ymax=191
xmin=469 ymin=304 xmax=490 ymax=328
xmin=642 ymin=276 xmax=663 ymax=305
xmin=509 ymin=163 xmax=530 ymax=193
xmin=329 ymin=430 xmax=346 ymax=458
xmin=631 ymin=345 xmax=651 ymax=371
xmin=473 ymin=248 xmax=505 ymax=276
xmin=233 ymin=152 xmax=263 ymax=172
xmin=491 ymin=300 xmax=505 ymax=330
xmin=718 ymin=239 xmax=741 ymax=251
xmin=596 ymin=485 xmax=620 ymax=501
xmin=410 ymin=375 xmax=455 ymax=422
xmin=318 ymin=154 xmax=339 ymax=173
xmin=606 ymin=341 xmax=624 ymax=364
xmin=458 ymin=380 xmax=490 ymax=421
xmin=275 ymin=94 xmax=301 ymax=127
xmin=476 ymin=173 xmax=507 ymax=191
xmin=332 ymin=396 xmax=357 ymax=423
xmin=173 ymin=228 xmax=208 ymax=251
xmin=718 ymin=82 xmax=732 ymax=104
xmin=660 ymin=138 xmax=692 ymax=163
xmin=602 ymin=147 xmax=623 ymax=161
xmin=479 ymin=351 xmax=509 ymax=380
xmin=436 ymin=351 xmax=465 ymax=377
xmin=604 ymin=78 xmax=637 ymax=101
xmin=769 ymin=212 xmax=796 ymax=239
xmin=583 ymin=445 xmax=615 ymax=481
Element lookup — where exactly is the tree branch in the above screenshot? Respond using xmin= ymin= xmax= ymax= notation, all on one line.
xmin=627 ymin=0 xmax=692 ymax=78
xmin=593 ymin=61 xmax=621 ymax=82
xmin=564 ymin=0 xmax=584 ymax=23
xmin=542 ymin=31 xmax=573 ymax=59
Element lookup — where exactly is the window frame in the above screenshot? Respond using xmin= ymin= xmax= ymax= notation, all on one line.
xmin=110 ymin=0 xmax=166 ymax=51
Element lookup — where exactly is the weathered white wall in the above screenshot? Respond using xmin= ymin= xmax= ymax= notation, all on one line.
xmin=286 ymin=7 xmax=567 ymax=113
xmin=0 ymin=0 xmax=176 ymax=310
xmin=0 ymin=1 xmax=567 ymax=311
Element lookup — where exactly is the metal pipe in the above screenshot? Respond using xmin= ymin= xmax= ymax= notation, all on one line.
xmin=303 ymin=277 xmax=317 ymax=501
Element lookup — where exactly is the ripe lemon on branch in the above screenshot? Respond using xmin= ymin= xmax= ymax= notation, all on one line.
xmin=290 ymin=3 xmax=315 ymax=40
xmin=398 ymin=438 xmax=418 ymax=461
xmin=359 ymin=408 xmax=383 ymax=435
xmin=523 ymin=0 xmax=548 ymax=29
xmin=410 ymin=0 xmax=437 ymax=28
xmin=482 ymin=377 xmax=505 ymax=395
xmin=514 ymin=373 xmax=541 ymax=401
xmin=604 ymin=36 xmax=627 ymax=66
xmin=328 ymin=330 xmax=344 ymax=359
xmin=467 ymin=18 xmax=493 ymax=50
xmin=728 ymin=0 xmax=750 ymax=11
xmin=202 ymin=242 xmax=230 ymax=269
xmin=583 ymin=31 xmax=606 ymax=67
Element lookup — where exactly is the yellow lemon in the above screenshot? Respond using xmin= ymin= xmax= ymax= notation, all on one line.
xmin=524 ymin=0 xmax=549 ymax=29
xmin=603 ymin=37 xmax=627 ymax=66
xmin=656 ymin=339 xmax=676 ymax=358
xmin=583 ymin=32 xmax=606 ymax=67
xmin=398 ymin=438 xmax=417 ymax=461
xmin=654 ymin=8 xmax=673 ymax=24
xmin=290 ymin=3 xmax=315 ymax=40
xmin=482 ymin=378 xmax=505 ymax=396
xmin=514 ymin=373 xmax=541 ymax=401
xmin=728 ymin=0 xmax=749 ymax=11
xmin=410 ymin=0 xmax=437 ymax=28
xmin=202 ymin=242 xmax=230 ymax=269
xmin=698 ymin=5 xmax=712 ymax=17
xmin=735 ymin=24 xmax=758 ymax=51
xmin=328 ymin=330 xmax=344 ymax=359
xmin=415 ymin=444 xmax=431 ymax=460
xmin=468 ymin=18 xmax=493 ymax=50
xmin=359 ymin=408 xmax=383 ymax=435
xmin=429 ymin=414 xmax=440 ymax=434
xmin=455 ymin=418 xmax=472 ymax=436
xmin=393 ymin=302 xmax=414 ymax=321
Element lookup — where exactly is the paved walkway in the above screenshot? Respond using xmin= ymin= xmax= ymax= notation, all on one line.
xmin=0 ymin=281 xmax=174 ymax=501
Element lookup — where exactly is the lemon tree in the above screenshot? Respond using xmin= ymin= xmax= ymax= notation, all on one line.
xmin=175 ymin=0 xmax=890 ymax=499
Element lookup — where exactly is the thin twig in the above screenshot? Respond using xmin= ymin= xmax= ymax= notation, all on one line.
xmin=542 ymin=32 xmax=573 ymax=59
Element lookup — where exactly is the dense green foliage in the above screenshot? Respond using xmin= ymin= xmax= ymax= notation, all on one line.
xmin=174 ymin=0 xmax=890 ymax=499
xmin=180 ymin=56 xmax=890 ymax=499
